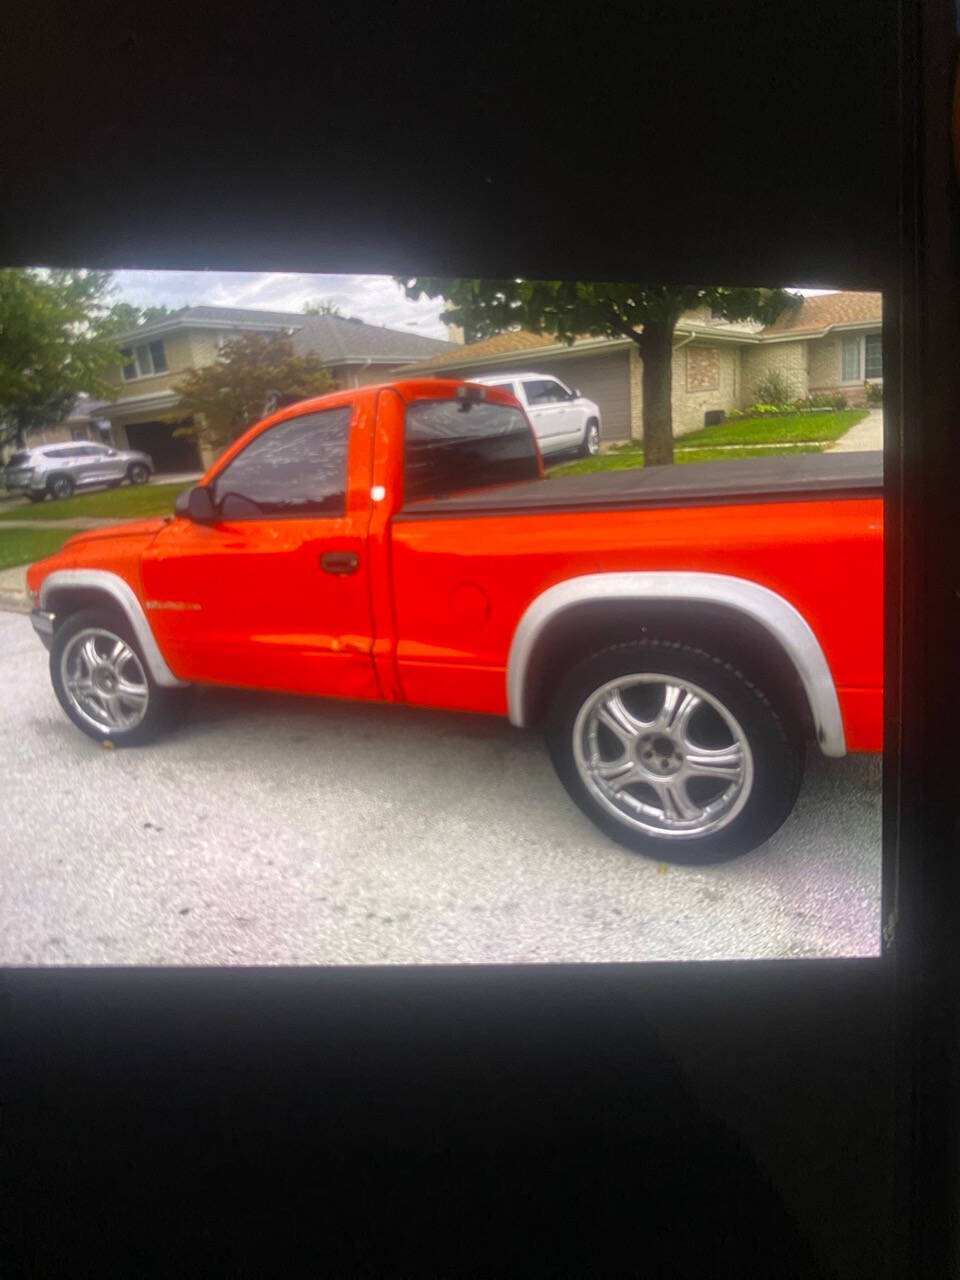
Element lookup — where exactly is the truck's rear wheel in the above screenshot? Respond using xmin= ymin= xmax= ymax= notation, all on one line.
xmin=545 ymin=639 xmax=804 ymax=864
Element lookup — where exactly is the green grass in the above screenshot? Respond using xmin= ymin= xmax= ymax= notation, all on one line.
xmin=0 ymin=481 xmax=189 ymax=523
xmin=550 ymin=441 xmax=822 ymax=477
xmin=674 ymin=408 xmax=867 ymax=448
xmin=0 ymin=526 xmax=74 ymax=569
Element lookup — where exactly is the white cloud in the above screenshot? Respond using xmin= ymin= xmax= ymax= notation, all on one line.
xmin=109 ymin=270 xmax=452 ymax=337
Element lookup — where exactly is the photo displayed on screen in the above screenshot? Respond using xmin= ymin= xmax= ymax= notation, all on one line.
xmin=0 ymin=269 xmax=883 ymax=964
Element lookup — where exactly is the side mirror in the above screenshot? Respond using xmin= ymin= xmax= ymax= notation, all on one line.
xmin=174 ymin=484 xmax=217 ymax=524
xmin=572 ymin=387 xmax=582 ymax=399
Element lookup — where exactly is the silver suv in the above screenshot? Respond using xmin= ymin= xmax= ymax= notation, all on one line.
xmin=3 ymin=443 xmax=154 ymax=502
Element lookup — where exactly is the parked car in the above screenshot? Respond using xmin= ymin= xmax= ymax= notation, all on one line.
xmin=3 ymin=442 xmax=153 ymax=502
xmin=468 ymin=372 xmax=602 ymax=458
xmin=25 ymin=378 xmax=882 ymax=865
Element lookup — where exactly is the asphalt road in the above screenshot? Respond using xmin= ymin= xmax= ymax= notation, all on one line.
xmin=0 ymin=610 xmax=882 ymax=965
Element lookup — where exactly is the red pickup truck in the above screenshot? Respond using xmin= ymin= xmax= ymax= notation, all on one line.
xmin=26 ymin=378 xmax=883 ymax=865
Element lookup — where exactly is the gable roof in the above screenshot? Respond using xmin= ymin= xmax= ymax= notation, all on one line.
xmin=761 ymin=291 xmax=882 ymax=336
xmin=115 ymin=304 xmax=455 ymax=363
xmin=291 ymin=313 xmax=455 ymax=364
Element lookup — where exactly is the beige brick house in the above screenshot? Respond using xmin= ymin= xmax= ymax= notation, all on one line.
xmin=395 ymin=292 xmax=882 ymax=445
xmin=96 ymin=306 xmax=455 ymax=471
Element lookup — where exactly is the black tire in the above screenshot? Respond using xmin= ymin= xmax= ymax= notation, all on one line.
xmin=580 ymin=418 xmax=601 ymax=458
xmin=545 ymin=638 xmax=804 ymax=865
xmin=27 ymin=493 xmax=45 ymax=503
xmin=47 ymin=474 xmax=74 ymax=500
xmin=128 ymin=463 xmax=150 ymax=485
xmin=49 ymin=607 xmax=174 ymax=747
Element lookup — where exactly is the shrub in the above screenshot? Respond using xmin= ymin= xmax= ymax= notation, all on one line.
xmin=753 ymin=368 xmax=796 ymax=406
xmin=865 ymin=381 xmax=883 ymax=405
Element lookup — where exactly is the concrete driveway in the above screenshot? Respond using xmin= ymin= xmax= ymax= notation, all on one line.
xmin=0 ymin=611 xmax=882 ymax=966
xmin=829 ymin=407 xmax=883 ymax=451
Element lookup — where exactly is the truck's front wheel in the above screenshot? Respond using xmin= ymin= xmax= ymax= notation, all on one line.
xmin=545 ymin=639 xmax=804 ymax=864
xmin=49 ymin=608 xmax=174 ymax=747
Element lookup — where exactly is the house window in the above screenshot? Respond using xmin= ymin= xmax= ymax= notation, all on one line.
xmin=122 ymin=340 xmax=168 ymax=380
xmin=841 ymin=336 xmax=861 ymax=382
xmin=864 ymin=333 xmax=883 ymax=379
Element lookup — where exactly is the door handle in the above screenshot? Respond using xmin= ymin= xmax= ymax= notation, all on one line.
xmin=321 ymin=550 xmax=360 ymax=575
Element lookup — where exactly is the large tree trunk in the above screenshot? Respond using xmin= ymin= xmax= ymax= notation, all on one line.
xmin=638 ymin=318 xmax=677 ymax=466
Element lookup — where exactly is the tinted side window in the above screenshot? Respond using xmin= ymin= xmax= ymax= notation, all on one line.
xmin=524 ymin=379 xmax=567 ymax=405
xmin=404 ymin=399 xmax=539 ymax=504
xmin=211 ymin=407 xmax=353 ymax=519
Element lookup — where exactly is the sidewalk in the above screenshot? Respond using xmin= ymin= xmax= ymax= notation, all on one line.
xmin=0 ymin=565 xmax=29 ymax=613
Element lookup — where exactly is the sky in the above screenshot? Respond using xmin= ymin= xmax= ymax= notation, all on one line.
xmin=111 ymin=270 xmax=452 ymax=338
xmin=110 ymin=270 xmax=834 ymax=339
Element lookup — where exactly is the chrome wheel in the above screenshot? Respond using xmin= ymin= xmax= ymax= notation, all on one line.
xmin=51 ymin=476 xmax=73 ymax=500
xmin=572 ymin=673 xmax=753 ymax=840
xmin=60 ymin=628 xmax=150 ymax=734
xmin=585 ymin=422 xmax=600 ymax=456
xmin=129 ymin=464 xmax=149 ymax=485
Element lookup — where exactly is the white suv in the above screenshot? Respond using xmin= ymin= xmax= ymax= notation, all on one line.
xmin=469 ymin=373 xmax=602 ymax=459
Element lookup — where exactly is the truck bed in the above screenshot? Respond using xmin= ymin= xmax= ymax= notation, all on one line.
xmin=400 ymin=450 xmax=884 ymax=518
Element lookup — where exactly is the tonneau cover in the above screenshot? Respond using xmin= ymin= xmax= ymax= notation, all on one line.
xmin=400 ymin=450 xmax=883 ymax=518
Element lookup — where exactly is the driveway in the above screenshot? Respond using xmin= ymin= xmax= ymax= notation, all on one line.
xmin=829 ymin=407 xmax=883 ymax=452
xmin=0 ymin=611 xmax=882 ymax=966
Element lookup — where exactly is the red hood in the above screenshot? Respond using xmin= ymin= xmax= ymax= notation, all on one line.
xmin=59 ymin=517 xmax=169 ymax=548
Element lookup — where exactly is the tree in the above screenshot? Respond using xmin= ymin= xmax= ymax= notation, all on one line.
xmin=302 ymin=298 xmax=343 ymax=317
xmin=395 ymin=279 xmax=800 ymax=465
xmin=0 ymin=268 xmax=125 ymax=447
xmin=109 ymin=302 xmax=182 ymax=330
xmin=172 ymin=332 xmax=337 ymax=451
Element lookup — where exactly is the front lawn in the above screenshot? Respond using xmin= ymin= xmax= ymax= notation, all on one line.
xmin=0 ymin=481 xmax=189 ymax=523
xmin=549 ymin=409 xmax=867 ymax=477
xmin=550 ymin=442 xmax=822 ymax=477
xmin=674 ymin=408 xmax=867 ymax=448
xmin=0 ymin=527 xmax=73 ymax=569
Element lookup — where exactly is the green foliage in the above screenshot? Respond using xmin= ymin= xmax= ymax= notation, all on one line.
xmin=752 ymin=368 xmax=796 ymax=407
xmin=395 ymin=278 xmax=799 ymax=348
xmin=108 ymin=301 xmax=182 ymax=331
xmin=865 ymin=381 xmax=883 ymax=405
xmin=0 ymin=268 xmax=124 ymax=445
xmin=171 ymin=332 xmax=338 ymax=450
xmin=0 ymin=481 xmax=189 ymax=523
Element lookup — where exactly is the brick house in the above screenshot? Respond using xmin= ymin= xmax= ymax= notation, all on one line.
xmin=96 ymin=306 xmax=455 ymax=471
xmin=395 ymin=292 xmax=882 ymax=445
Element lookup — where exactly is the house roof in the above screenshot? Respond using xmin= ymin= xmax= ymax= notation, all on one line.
xmin=396 ymin=291 xmax=885 ymax=375
xmin=394 ymin=330 xmax=609 ymax=374
xmin=115 ymin=304 xmax=455 ymax=364
xmin=291 ymin=313 xmax=455 ymax=364
xmin=761 ymin=291 xmax=882 ymax=336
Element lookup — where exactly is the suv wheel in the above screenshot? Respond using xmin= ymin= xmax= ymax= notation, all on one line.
xmin=49 ymin=608 xmax=173 ymax=746
xmin=128 ymin=463 xmax=150 ymax=485
xmin=581 ymin=420 xmax=601 ymax=457
xmin=545 ymin=639 xmax=804 ymax=864
xmin=47 ymin=474 xmax=74 ymax=500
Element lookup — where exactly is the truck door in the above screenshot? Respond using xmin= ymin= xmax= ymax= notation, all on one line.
xmin=141 ymin=398 xmax=380 ymax=701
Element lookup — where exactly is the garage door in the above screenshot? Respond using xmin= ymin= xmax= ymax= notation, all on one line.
xmin=440 ymin=349 xmax=632 ymax=443
xmin=544 ymin=351 xmax=632 ymax=441
xmin=124 ymin=420 xmax=202 ymax=473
